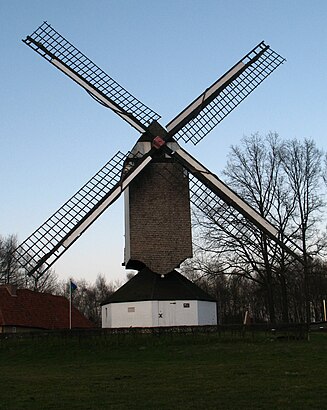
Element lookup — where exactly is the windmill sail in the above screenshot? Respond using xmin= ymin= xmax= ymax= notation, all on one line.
xmin=162 ymin=145 xmax=303 ymax=262
xmin=23 ymin=22 xmax=160 ymax=133
xmin=14 ymin=150 xmax=153 ymax=278
xmin=189 ymin=174 xmax=301 ymax=264
xmin=166 ymin=42 xmax=285 ymax=145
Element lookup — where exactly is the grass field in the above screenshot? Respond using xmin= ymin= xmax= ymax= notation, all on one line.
xmin=1 ymin=330 xmax=327 ymax=409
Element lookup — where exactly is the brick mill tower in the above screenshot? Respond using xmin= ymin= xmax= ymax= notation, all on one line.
xmin=123 ymin=122 xmax=193 ymax=275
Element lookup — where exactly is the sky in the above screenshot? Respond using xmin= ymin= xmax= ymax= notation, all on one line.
xmin=1 ymin=0 xmax=326 ymax=284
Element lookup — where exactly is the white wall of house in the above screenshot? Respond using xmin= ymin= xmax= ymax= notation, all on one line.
xmin=102 ymin=300 xmax=217 ymax=328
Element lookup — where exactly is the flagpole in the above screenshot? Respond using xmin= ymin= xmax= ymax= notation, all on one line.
xmin=69 ymin=281 xmax=72 ymax=330
xmin=69 ymin=280 xmax=77 ymax=330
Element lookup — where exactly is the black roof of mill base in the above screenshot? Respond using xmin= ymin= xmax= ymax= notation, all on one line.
xmin=102 ymin=268 xmax=215 ymax=305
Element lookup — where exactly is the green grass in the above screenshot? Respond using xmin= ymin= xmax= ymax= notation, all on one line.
xmin=1 ymin=331 xmax=327 ymax=409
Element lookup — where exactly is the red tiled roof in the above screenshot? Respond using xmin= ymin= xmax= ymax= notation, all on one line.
xmin=0 ymin=286 xmax=94 ymax=329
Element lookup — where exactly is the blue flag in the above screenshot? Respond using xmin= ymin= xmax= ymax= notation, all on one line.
xmin=70 ymin=281 xmax=77 ymax=292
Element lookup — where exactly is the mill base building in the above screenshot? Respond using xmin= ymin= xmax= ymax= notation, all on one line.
xmin=101 ymin=268 xmax=217 ymax=328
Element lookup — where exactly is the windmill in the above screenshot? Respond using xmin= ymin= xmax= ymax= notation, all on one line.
xmin=14 ymin=22 xmax=301 ymax=283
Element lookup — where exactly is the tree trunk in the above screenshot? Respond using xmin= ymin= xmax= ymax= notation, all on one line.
xmin=265 ymin=274 xmax=276 ymax=323
xmin=280 ymin=274 xmax=289 ymax=323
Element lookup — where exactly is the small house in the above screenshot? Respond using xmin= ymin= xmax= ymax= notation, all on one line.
xmin=0 ymin=285 xmax=94 ymax=333
xmin=101 ymin=268 xmax=217 ymax=328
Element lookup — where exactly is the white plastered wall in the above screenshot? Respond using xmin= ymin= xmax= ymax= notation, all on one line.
xmin=102 ymin=300 xmax=217 ymax=328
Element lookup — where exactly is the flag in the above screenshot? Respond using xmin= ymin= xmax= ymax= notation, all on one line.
xmin=70 ymin=280 xmax=77 ymax=292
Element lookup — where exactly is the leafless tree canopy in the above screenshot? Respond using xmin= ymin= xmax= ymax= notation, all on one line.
xmin=185 ymin=134 xmax=327 ymax=324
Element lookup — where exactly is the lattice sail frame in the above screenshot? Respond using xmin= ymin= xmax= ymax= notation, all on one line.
xmin=189 ymin=175 xmax=293 ymax=265
xmin=23 ymin=22 xmax=161 ymax=132
xmin=14 ymin=151 xmax=140 ymax=278
xmin=166 ymin=42 xmax=285 ymax=144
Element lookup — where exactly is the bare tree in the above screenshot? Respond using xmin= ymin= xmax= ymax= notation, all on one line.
xmin=280 ymin=138 xmax=326 ymax=323
xmin=191 ymin=134 xmax=326 ymax=324
xmin=323 ymin=152 xmax=327 ymax=188
xmin=25 ymin=267 xmax=58 ymax=293
xmin=192 ymin=133 xmax=286 ymax=322
xmin=0 ymin=234 xmax=25 ymax=286
xmin=0 ymin=233 xmax=58 ymax=292
xmin=224 ymin=133 xmax=284 ymax=322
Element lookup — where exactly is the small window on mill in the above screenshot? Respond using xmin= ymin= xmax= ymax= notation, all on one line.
xmin=128 ymin=307 xmax=135 ymax=313
xmin=183 ymin=303 xmax=190 ymax=308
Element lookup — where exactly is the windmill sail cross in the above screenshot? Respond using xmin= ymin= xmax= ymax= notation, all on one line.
xmin=13 ymin=22 xmax=298 ymax=279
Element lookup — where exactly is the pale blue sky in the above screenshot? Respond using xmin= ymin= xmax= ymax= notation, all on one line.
xmin=1 ymin=0 xmax=326 ymax=283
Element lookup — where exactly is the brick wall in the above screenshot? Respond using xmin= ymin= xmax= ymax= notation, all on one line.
xmin=125 ymin=159 xmax=193 ymax=274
